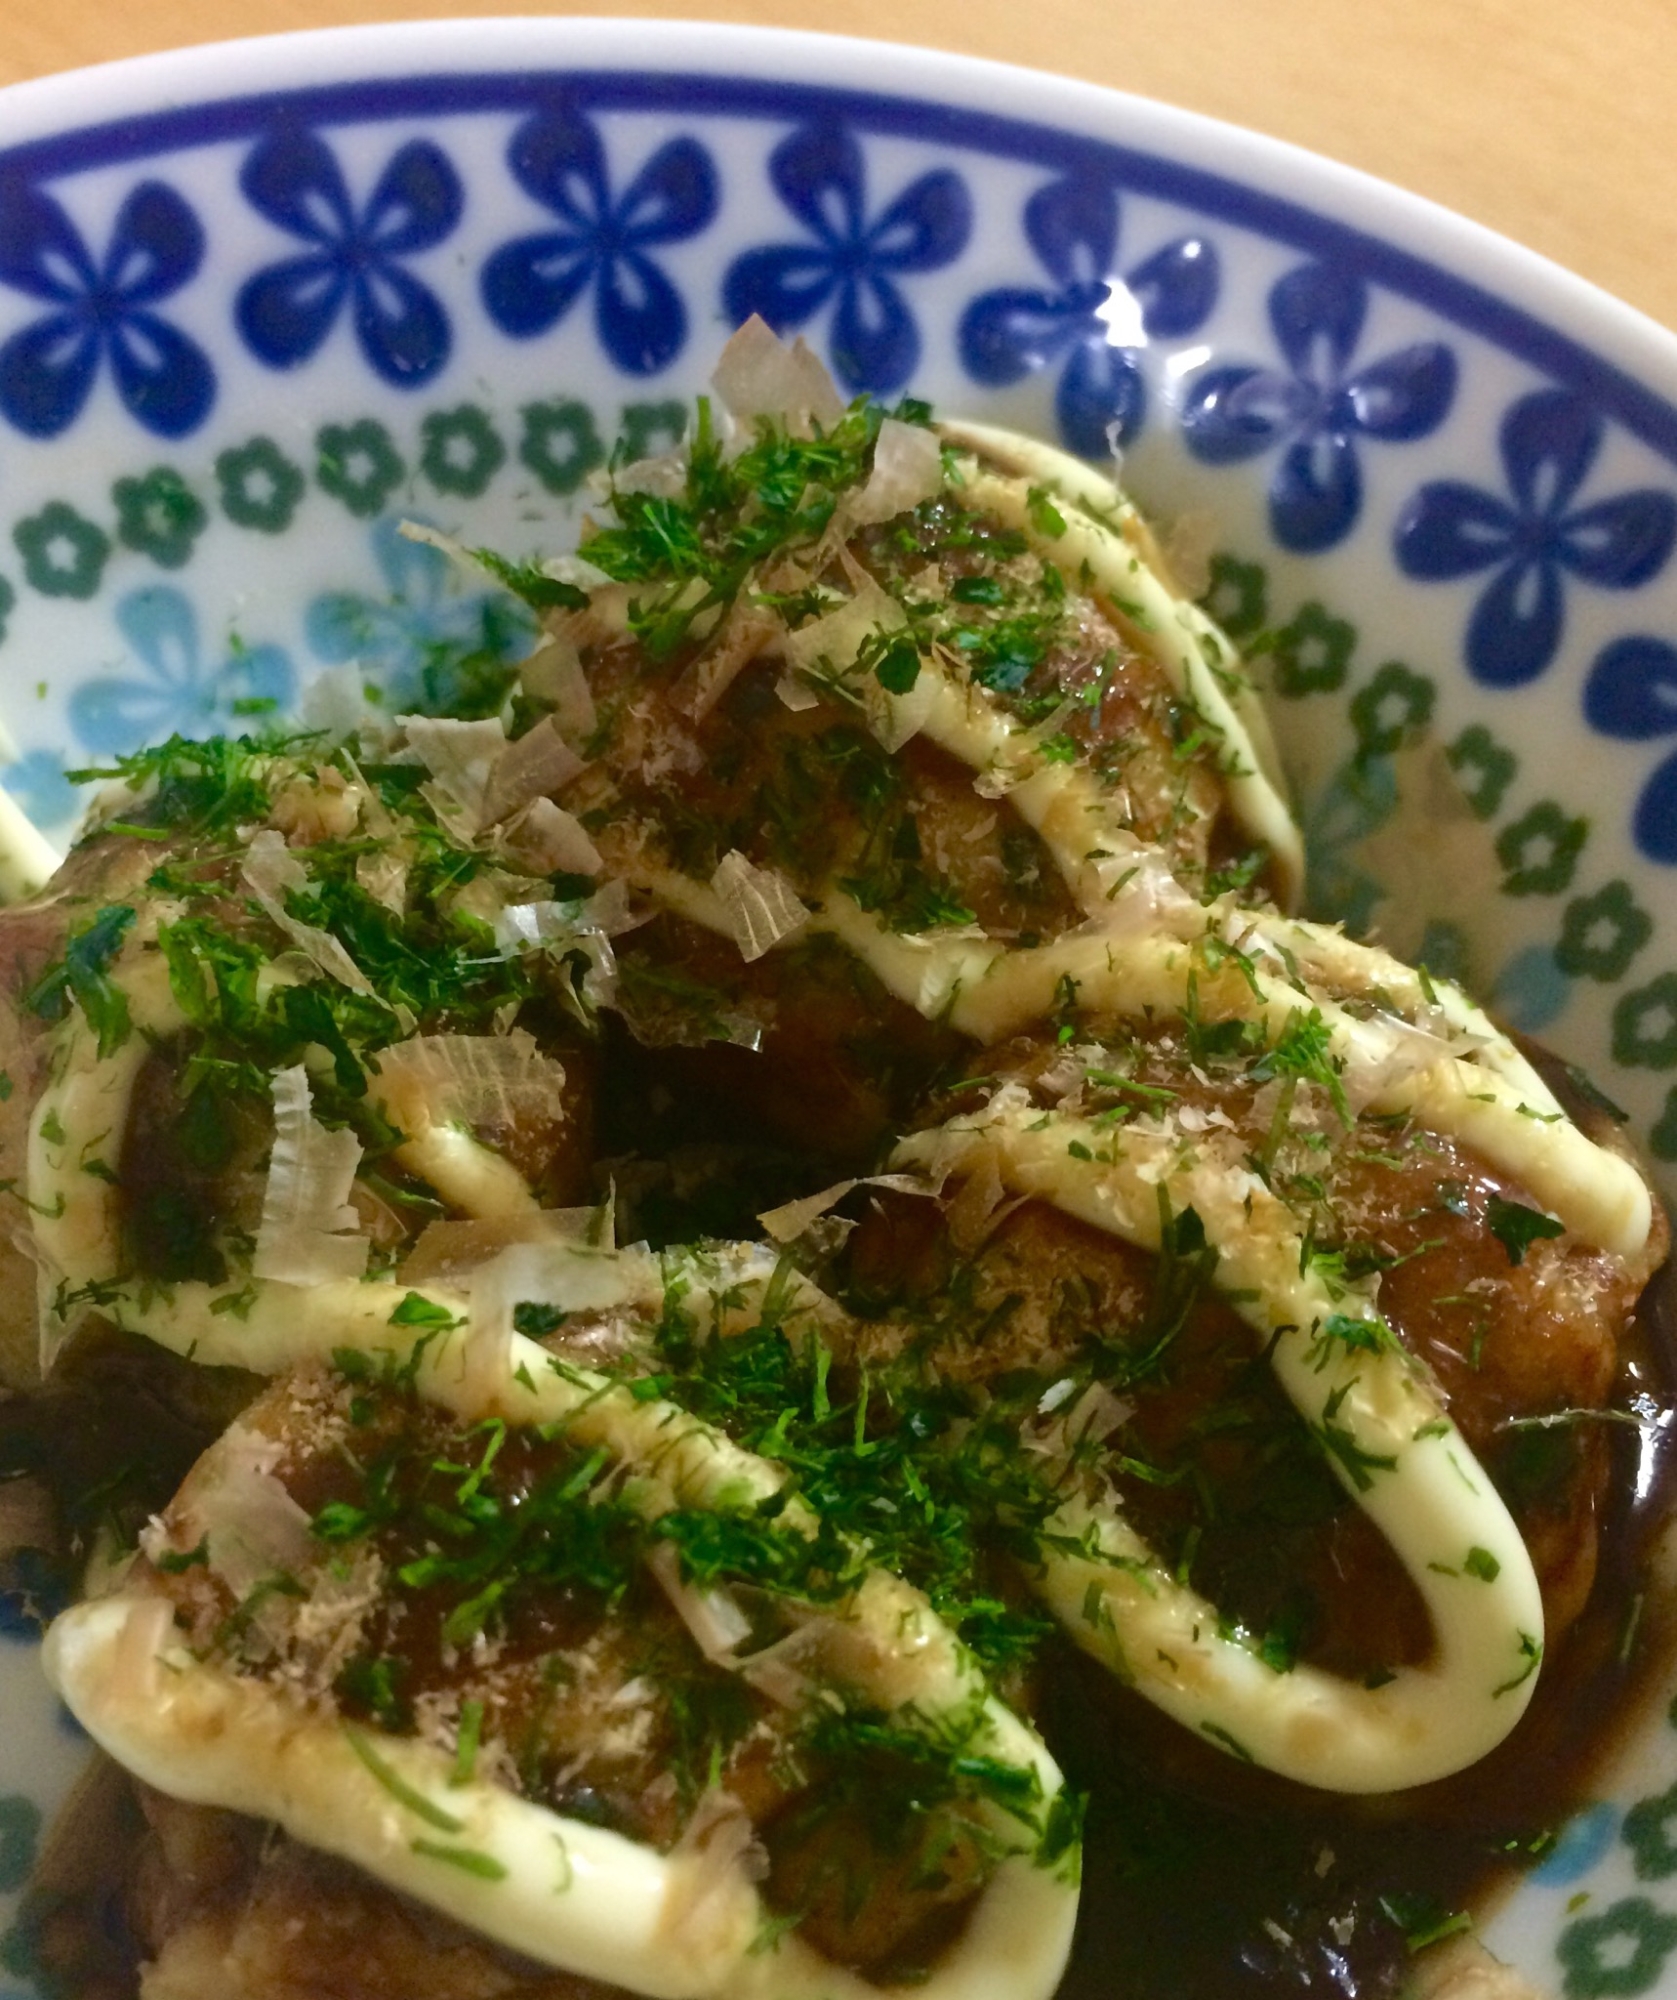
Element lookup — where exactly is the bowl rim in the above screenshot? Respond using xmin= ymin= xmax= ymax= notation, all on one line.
xmin=2 ymin=15 xmax=1676 ymax=463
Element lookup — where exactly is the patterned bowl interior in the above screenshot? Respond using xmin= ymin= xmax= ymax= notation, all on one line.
xmin=3 ymin=21 xmax=1677 ymax=1998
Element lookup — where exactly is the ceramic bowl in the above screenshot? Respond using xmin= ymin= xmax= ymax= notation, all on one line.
xmin=2 ymin=20 xmax=1677 ymax=1996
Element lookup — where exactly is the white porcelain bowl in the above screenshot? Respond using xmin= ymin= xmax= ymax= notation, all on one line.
xmin=2 ymin=21 xmax=1676 ymax=1996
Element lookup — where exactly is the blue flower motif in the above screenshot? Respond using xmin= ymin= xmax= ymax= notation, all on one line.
xmin=306 ymin=514 xmax=534 ymax=708
xmin=1396 ymin=388 xmax=1677 ymax=688
xmin=235 ymin=128 xmax=463 ymax=388
xmin=1531 ymin=1803 xmax=1620 ymax=1888
xmin=1491 ymin=943 xmax=1570 ymax=1033
xmin=1300 ymin=754 xmax=1398 ymax=936
xmin=0 ymin=1546 xmax=70 ymax=1640
xmin=958 ymin=175 xmax=1217 ymax=456
xmin=1583 ymin=634 xmax=1677 ymax=863
xmin=723 ymin=122 xmax=972 ymax=396
xmin=69 ymin=587 xmax=295 ymax=756
xmin=481 ymin=107 xmax=717 ymax=377
xmin=1180 ymin=260 xmax=1455 ymax=553
xmin=0 ymin=175 xmax=212 ymax=438
xmin=0 ymin=749 xmax=77 ymax=829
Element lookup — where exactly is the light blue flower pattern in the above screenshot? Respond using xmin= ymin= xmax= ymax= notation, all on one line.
xmin=304 ymin=515 xmax=534 ymax=708
xmin=0 ymin=749 xmax=77 ymax=828
xmin=1490 ymin=942 xmax=1571 ymax=1033
xmin=1300 ymin=754 xmax=1399 ymax=935
xmin=1532 ymin=1804 xmax=1622 ymax=1888
xmin=69 ymin=587 xmax=294 ymax=755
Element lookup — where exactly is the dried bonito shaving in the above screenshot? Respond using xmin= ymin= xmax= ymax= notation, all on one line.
xmin=45 ymin=1241 xmax=1076 ymax=2000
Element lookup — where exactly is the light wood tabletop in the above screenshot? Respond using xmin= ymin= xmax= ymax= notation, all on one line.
xmin=4 ymin=0 xmax=1674 ymax=338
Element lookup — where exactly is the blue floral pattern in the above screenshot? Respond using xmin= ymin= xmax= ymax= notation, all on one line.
xmin=69 ymin=586 xmax=294 ymax=755
xmin=1301 ymin=754 xmax=1398 ymax=936
xmin=1532 ymin=1804 xmax=1622 ymax=1887
xmin=481 ymin=108 xmax=717 ymax=377
xmin=235 ymin=129 xmax=462 ymax=388
xmin=1584 ymin=635 xmax=1677 ymax=862
xmin=959 ymin=175 xmax=1216 ymax=455
xmin=0 ymin=176 xmax=212 ymax=438
xmin=1180 ymin=260 xmax=1455 ymax=552
xmin=1396 ymin=388 xmax=1677 ymax=688
xmin=723 ymin=122 xmax=971 ymax=395
xmin=0 ymin=749 xmax=76 ymax=828
xmin=1491 ymin=942 xmax=1571 ymax=1033
xmin=305 ymin=515 xmax=533 ymax=708
xmin=0 ymin=1548 xmax=68 ymax=1641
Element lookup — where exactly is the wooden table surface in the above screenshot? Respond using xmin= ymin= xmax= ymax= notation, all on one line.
xmin=4 ymin=0 xmax=1673 ymax=339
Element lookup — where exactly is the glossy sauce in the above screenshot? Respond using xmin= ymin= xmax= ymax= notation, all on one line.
xmin=1044 ymin=1252 xmax=1677 ymax=1998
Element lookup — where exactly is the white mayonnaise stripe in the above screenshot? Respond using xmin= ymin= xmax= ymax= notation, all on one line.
xmin=104 ymin=1256 xmax=1028 ymax=1729
xmin=28 ymin=951 xmax=547 ymax=1337
xmin=612 ymin=454 xmax=1648 ymax=1248
xmin=47 ymin=1594 xmax=1073 ymax=2000
xmin=891 ymin=1094 xmax=1547 ymax=1791
xmin=47 ymin=1595 xmax=756 ymax=2000
xmin=363 ymin=1081 xmax=542 ymax=1222
xmin=1029 ymin=1489 xmax=1531 ymax=1794
xmin=1262 ymin=916 xmax=1563 ymax=1110
xmin=59 ymin=1247 xmax=1076 ymax=1999
xmin=29 ymin=951 xmax=182 ymax=1365
xmin=1382 ymin=1062 xmax=1647 ymax=1255
xmin=947 ymin=458 xmax=1303 ymax=903
xmin=0 ymin=788 xmax=62 ymax=905
xmin=932 ymin=417 xmax=1290 ymax=817
xmin=902 ymin=652 xmax=1199 ymax=924
xmin=813 ymin=904 xmax=1648 ymax=1256
xmin=610 ymin=865 xmax=1647 ymax=1255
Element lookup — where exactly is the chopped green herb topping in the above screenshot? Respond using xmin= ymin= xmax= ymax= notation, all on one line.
xmin=26 ymin=903 xmax=137 ymax=1057
xmin=1484 ymin=1195 xmax=1565 ymax=1266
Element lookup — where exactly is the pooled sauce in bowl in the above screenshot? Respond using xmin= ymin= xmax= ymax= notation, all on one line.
xmin=1049 ymin=1248 xmax=1677 ymax=1998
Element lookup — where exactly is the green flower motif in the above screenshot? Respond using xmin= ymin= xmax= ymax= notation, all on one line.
xmin=113 ymin=466 xmax=207 ymax=569
xmin=317 ymin=419 xmax=406 ymax=519
xmin=0 ymin=573 xmax=14 ymax=645
xmin=1614 ymin=973 xmax=1677 ymax=1070
xmin=1448 ymin=723 xmax=1518 ymax=821
xmin=0 ymin=1795 xmax=39 ymax=1894
xmin=1625 ymin=1781 xmax=1677 ymax=1880
xmin=1558 ymin=1896 xmax=1677 ymax=1998
xmin=1268 ymin=601 xmax=1354 ymax=698
xmin=1497 ymin=800 xmax=1589 ymax=897
xmin=519 ymin=398 xmax=604 ymax=496
xmin=420 ymin=404 xmax=506 ymax=499
xmin=1557 ymin=881 xmax=1654 ymax=982
xmin=1651 ymin=1088 xmax=1677 ymax=1163
xmin=620 ymin=397 xmax=687 ymax=463
xmin=1200 ymin=552 xmax=1268 ymax=638
xmin=13 ymin=500 xmax=111 ymax=600
xmin=1349 ymin=660 xmax=1435 ymax=760
xmin=217 ymin=436 xmax=306 ymax=534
